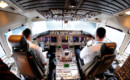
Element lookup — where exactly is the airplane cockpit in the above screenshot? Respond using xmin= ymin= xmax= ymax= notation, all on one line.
xmin=0 ymin=0 xmax=130 ymax=80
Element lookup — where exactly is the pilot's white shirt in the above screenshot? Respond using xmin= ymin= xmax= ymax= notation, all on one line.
xmin=80 ymin=41 xmax=103 ymax=65
xmin=27 ymin=40 xmax=47 ymax=65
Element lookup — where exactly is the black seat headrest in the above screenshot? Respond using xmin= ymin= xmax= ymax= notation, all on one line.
xmin=99 ymin=42 xmax=116 ymax=57
xmin=8 ymin=35 xmax=28 ymax=50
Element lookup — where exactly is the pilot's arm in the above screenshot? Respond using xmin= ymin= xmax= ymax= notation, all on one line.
xmin=38 ymin=47 xmax=47 ymax=65
xmin=80 ymin=46 xmax=88 ymax=59
xmin=80 ymin=46 xmax=93 ymax=65
xmin=29 ymin=43 xmax=47 ymax=65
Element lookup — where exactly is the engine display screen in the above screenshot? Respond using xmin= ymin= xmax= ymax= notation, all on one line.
xmin=62 ymin=45 xmax=68 ymax=50
xmin=44 ymin=37 xmax=49 ymax=42
xmin=51 ymin=37 xmax=57 ymax=42
xmin=62 ymin=36 xmax=68 ymax=42
xmin=73 ymin=36 xmax=79 ymax=42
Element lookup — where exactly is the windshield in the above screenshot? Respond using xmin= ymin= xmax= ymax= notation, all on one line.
xmin=32 ymin=21 xmax=97 ymax=35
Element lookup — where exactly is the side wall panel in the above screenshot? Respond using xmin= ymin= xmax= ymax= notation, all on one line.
xmin=0 ymin=11 xmax=26 ymax=57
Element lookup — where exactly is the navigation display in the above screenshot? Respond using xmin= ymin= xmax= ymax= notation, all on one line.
xmin=62 ymin=36 xmax=68 ymax=42
xmin=44 ymin=37 xmax=49 ymax=42
xmin=80 ymin=37 xmax=84 ymax=42
xmin=51 ymin=37 xmax=57 ymax=42
xmin=73 ymin=36 xmax=79 ymax=42
xmin=62 ymin=45 xmax=68 ymax=50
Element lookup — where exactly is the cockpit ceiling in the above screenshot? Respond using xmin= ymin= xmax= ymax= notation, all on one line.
xmin=11 ymin=0 xmax=130 ymax=20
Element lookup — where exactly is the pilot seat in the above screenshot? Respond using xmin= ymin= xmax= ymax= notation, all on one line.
xmin=8 ymin=35 xmax=46 ymax=80
xmin=80 ymin=42 xmax=117 ymax=79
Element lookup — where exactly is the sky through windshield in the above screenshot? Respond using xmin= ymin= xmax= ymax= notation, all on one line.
xmin=32 ymin=20 xmax=97 ymax=35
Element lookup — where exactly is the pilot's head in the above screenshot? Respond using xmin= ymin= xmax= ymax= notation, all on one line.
xmin=22 ymin=28 xmax=32 ymax=41
xmin=96 ymin=27 xmax=106 ymax=41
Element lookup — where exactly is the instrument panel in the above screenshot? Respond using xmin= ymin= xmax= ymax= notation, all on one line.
xmin=36 ymin=30 xmax=94 ymax=48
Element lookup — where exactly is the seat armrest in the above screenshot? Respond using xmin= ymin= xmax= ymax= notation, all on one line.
xmin=82 ymin=61 xmax=95 ymax=72
xmin=78 ymin=59 xmax=83 ymax=70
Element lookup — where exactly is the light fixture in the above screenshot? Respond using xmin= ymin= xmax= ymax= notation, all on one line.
xmin=70 ymin=0 xmax=77 ymax=8
xmin=0 ymin=1 xmax=8 ymax=8
xmin=128 ymin=30 xmax=130 ymax=34
xmin=125 ymin=11 xmax=130 ymax=15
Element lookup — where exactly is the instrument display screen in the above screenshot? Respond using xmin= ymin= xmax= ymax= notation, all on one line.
xmin=73 ymin=36 xmax=79 ymax=42
xmin=80 ymin=37 xmax=84 ymax=42
xmin=44 ymin=37 xmax=49 ymax=42
xmin=51 ymin=37 xmax=57 ymax=42
xmin=62 ymin=45 xmax=68 ymax=50
xmin=62 ymin=36 xmax=68 ymax=42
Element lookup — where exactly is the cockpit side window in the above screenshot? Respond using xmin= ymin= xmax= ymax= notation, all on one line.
xmin=4 ymin=26 xmax=26 ymax=54
xmin=105 ymin=26 xmax=126 ymax=51
xmin=0 ymin=43 xmax=6 ymax=58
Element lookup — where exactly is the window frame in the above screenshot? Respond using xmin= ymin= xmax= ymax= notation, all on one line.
xmin=123 ymin=41 xmax=130 ymax=55
xmin=105 ymin=38 xmax=112 ymax=42
xmin=0 ymin=42 xmax=6 ymax=58
xmin=105 ymin=25 xmax=123 ymax=32
xmin=119 ymin=34 xmax=126 ymax=50
xmin=4 ymin=34 xmax=12 ymax=52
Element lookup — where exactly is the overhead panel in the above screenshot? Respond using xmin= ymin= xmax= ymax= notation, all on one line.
xmin=11 ymin=0 xmax=130 ymax=20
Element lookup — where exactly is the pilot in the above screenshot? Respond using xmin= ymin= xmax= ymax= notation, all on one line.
xmin=22 ymin=28 xmax=47 ymax=65
xmin=76 ymin=27 xmax=106 ymax=66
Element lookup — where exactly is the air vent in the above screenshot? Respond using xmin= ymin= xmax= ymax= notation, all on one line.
xmin=128 ymin=30 xmax=130 ymax=34
xmin=36 ymin=16 xmax=39 ymax=19
xmin=9 ymin=7 xmax=15 ymax=10
xmin=118 ymin=14 xmax=124 ymax=16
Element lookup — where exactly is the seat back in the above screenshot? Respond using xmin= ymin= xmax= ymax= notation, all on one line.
xmin=8 ymin=35 xmax=45 ymax=79
xmin=84 ymin=42 xmax=116 ymax=78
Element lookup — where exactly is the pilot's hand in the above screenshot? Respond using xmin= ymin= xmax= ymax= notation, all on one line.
xmin=86 ymin=40 xmax=94 ymax=47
